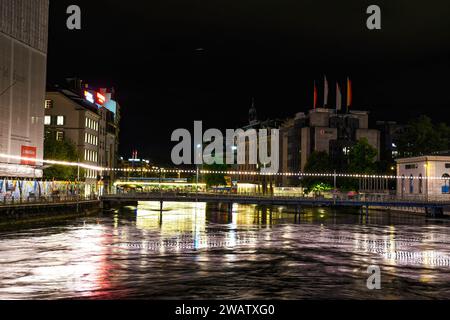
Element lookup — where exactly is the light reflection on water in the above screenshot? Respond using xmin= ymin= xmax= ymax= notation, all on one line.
xmin=0 ymin=201 xmax=449 ymax=299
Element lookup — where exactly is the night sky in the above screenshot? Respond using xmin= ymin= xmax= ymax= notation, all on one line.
xmin=47 ymin=0 xmax=450 ymax=164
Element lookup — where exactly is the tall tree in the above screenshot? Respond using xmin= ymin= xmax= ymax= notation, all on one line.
xmin=302 ymin=151 xmax=333 ymax=191
xmin=397 ymin=116 xmax=450 ymax=157
xmin=348 ymin=138 xmax=378 ymax=174
xmin=203 ymin=163 xmax=229 ymax=188
xmin=44 ymin=135 xmax=81 ymax=180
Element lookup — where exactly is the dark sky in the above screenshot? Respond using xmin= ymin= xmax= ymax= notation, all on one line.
xmin=47 ymin=0 xmax=450 ymax=164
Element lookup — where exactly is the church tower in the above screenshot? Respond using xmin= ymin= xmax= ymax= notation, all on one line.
xmin=249 ymin=98 xmax=258 ymax=126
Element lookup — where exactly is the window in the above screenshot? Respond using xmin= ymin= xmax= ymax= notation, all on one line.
xmin=443 ymin=174 xmax=450 ymax=194
xmin=56 ymin=131 xmax=64 ymax=141
xmin=446 ymin=164 xmax=450 ymax=169
xmin=44 ymin=99 xmax=53 ymax=109
xmin=44 ymin=116 xmax=51 ymax=125
xmin=405 ymin=164 xmax=418 ymax=170
xmin=419 ymin=174 xmax=423 ymax=194
xmin=56 ymin=116 xmax=65 ymax=126
xmin=409 ymin=175 xmax=414 ymax=194
xmin=401 ymin=175 xmax=405 ymax=196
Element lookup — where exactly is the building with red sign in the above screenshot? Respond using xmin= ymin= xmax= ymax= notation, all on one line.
xmin=45 ymin=80 xmax=120 ymax=194
xmin=0 ymin=0 xmax=49 ymax=178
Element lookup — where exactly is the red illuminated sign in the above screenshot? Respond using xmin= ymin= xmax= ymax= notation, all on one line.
xmin=21 ymin=146 xmax=37 ymax=166
xmin=96 ymin=92 xmax=106 ymax=105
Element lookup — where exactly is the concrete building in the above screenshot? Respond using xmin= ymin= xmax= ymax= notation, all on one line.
xmin=376 ymin=121 xmax=405 ymax=165
xmin=0 ymin=0 xmax=49 ymax=177
xmin=235 ymin=99 xmax=282 ymax=193
xmin=280 ymin=108 xmax=381 ymax=186
xmin=396 ymin=156 xmax=450 ymax=199
xmin=45 ymin=86 xmax=101 ymax=194
xmin=96 ymin=88 xmax=120 ymax=192
xmin=45 ymin=81 xmax=121 ymax=194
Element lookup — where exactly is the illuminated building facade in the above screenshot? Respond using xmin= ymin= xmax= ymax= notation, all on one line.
xmin=396 ymin=156 xmax=450 ymax=199
xmin=0 ymin=0 xmax=49 ymax=177
xmin=236 ymin=100 xmax=381 ymax=189
xmin=280 ymin=108 xmax=381 ymax=186
xmin=45 ymin=85 xmax=101 ymax=194
xmin=235 ymin=99 xmax=282 ymax=194
xmin=45 ymin=80 xmax=121 ymax=194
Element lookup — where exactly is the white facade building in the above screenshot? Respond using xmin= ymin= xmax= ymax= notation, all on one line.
xmin=0 ymin=0 xmax=49 ymax=177
xmin=396 ymin=156 xmax=450 ymax=199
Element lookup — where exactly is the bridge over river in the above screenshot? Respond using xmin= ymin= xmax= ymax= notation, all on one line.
xmin=101 ymin=192 xmax=450 ymax=217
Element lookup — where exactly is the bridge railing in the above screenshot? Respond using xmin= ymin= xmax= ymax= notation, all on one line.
xmin=102 ymin=190 xmax=450 ymax=205
xmin=0 ymin=194 xmax=99 ymax=207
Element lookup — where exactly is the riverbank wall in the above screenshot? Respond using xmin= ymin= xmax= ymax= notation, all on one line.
xmin=0 ymin=199 xmax=101 ymax=223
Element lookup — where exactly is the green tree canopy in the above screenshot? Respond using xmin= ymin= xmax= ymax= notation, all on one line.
xmin=44 ymin=136 xmax=81 ymax=180
xmin=302 ymin=151 xmax=333 ymax=191
xmin=397 ymin=116 xmax=450 ymax=157
xmin=203 ymin=163 xmax=229 ymax=188
xmin=348 ymin=138 xmax=378 ymax=174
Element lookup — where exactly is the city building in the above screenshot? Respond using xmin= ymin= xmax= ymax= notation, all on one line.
xmin=235 ymin=99 xmax=283 ymax=194
xmin=376 ymin=121 xmax=405 ymax=165
xmin=118 ymin=156 xmax=153 ymax=180
xmin=396 ymin=156 xmax=450 ymax=199
xmin=280 ymin=108 xmax=381 ymax=186
xmin=233 ymin=97 xmax=382 ymax=191
xmin=0 ymin=0 xmax=49 ymax=177
xmin=45 ymin=80 xmax=121 ymax=194
xmin=45 ymin=85 xmax=101 ymax=195
xmin=88 ymin=87 xmax=121 ymax=192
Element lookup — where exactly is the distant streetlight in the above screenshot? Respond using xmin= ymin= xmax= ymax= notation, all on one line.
xmin=196 ymin=144 xmax=201 ymax=197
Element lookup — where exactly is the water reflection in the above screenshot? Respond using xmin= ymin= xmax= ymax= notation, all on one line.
xmin=0 ymin=202 xmax=449 ymax=299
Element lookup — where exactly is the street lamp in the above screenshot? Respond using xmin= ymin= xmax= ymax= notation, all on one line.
xmin=196 ymin=144 xmax=201 ymax=198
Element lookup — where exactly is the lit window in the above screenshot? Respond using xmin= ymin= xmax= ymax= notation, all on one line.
xmin=45 ymin=99 xmax=53 ymax=109
xmin=85 ymin=117 xmax=88 ymax=128
xmin=44 ymin=116 xmax=51 ymax=125
xmin=57 ymin=116 xmax=65 ymax=126
xmin=56 ymin=131 xmax=64 ymax=141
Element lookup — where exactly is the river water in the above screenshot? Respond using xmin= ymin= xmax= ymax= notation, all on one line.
xmin=0 ymin=202 xmax=449 ymax=300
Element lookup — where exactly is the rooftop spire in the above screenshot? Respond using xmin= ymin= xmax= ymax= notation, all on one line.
xmin=249 ymin=97 xmax=258 ymax=125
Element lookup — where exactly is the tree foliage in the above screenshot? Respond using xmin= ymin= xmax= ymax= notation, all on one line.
xmin=397 ymin=116 xmax=450 ymax=157
xmin=43 ymin=136 xmax=81 ymax=180
xmin=348 ymin=138 xmax=378 ymax=174
xmin=302 ymin=140 xmax=379 ymax=192
xmin=302 ymin=151 xmax=333 ymax=191
xmin=203 ymin=163 xmax=229 ymax=188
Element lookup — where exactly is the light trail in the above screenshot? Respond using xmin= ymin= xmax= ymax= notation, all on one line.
xmin=1 ymin=153 xmax=448 ymax=180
